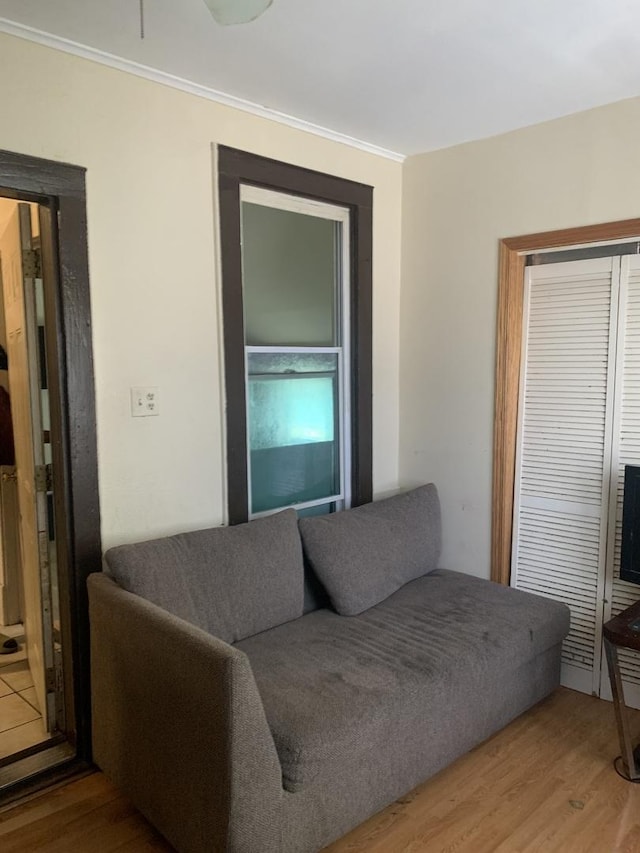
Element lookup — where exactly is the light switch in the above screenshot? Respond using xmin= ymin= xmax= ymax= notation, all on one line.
xmin=131 ymin=386 xmax=159 ymax=417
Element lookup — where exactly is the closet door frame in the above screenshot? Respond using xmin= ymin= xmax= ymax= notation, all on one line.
xmin=492 ymin=218 xmax=640 ymax=585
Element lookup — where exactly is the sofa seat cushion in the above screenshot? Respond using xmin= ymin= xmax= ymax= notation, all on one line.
xmin=298 ymin=484 xmax=441 ymax=616
xmin=236 ymin=569 xmax=569 ymax=793
xmin=105 ymin=509 xmax=304 ymax=644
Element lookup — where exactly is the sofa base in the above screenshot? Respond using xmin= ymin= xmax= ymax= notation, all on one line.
xmin=280 ymin=642 xmax=562 ymax=853
xmin=235 ymin=568 xmax=568 ymax=853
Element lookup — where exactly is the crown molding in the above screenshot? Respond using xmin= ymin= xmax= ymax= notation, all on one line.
xmin=0 ymin=18 xmax=406 ymax=163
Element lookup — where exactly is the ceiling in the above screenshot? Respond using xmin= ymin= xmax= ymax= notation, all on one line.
xmin=2 ymin=0 xmax=640 ymax=158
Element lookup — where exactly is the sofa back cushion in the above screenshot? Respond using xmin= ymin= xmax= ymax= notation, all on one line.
xmin=105 ymin=508 xmax=304 ymax=644
xmin=298 ymin=484 xmax=441 ymax=616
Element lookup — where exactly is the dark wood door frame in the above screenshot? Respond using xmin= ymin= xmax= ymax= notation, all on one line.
xmin=0 ymin=149 xmax=101 ymax=778
xmin=492 ymin=218 xmax=640 ymax=585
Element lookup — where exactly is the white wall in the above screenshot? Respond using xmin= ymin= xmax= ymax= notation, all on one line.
xmin=0 ymin=33 xmax=403 ymax=550
xmin=400 ymin=96 xmax=640 ymax=579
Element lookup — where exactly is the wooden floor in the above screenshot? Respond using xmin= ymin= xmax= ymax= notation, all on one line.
xmin=0 ymin=688 xmax=639 ymax=852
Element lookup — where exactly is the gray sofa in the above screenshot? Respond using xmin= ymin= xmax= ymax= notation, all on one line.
xmin=88 ymin=484 xmax=569 ymax=853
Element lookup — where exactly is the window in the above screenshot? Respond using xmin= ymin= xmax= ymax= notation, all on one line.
xmin=218 ymin=147 xmax=372 ymax=524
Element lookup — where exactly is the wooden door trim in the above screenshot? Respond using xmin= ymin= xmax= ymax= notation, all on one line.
xmin=492 ymin=218 xmax=640 ymax=585
xmin=0 ymin=149 xmax=100 ymax=769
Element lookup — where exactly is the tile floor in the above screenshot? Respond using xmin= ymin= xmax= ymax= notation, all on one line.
xmin=0 ymin=624 xmax=50 ymax=760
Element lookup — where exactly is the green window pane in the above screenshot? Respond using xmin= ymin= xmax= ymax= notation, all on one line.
xmin=248 ymin=353 xmax=340 ymax=514
xmin=241 ymin=202 xmax=338 ymax=346
xmin=297 ymin=502 xmax=337 ymax=518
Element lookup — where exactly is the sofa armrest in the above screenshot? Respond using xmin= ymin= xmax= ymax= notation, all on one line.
xmin=88 ymin=573 xmax=283 ymax=853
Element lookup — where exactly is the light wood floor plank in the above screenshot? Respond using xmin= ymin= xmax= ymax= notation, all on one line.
xmin=0 ymin=687 xmax=638 ymax=852
xmin=325 ymin=688 xmax=640 ymax=853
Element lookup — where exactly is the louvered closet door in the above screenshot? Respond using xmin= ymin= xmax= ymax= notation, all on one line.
xmin=512 ymin=257 xmax=619 ymax=696
xmin=600 ymin=255 xmax=640 ymax=708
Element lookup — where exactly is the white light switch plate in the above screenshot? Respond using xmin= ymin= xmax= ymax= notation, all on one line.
xmin=131 ymin=386 xmax=159 ymax=417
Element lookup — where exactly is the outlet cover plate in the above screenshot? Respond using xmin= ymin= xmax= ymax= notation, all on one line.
xmin=131 ymin=386 xmax=159 ymax=417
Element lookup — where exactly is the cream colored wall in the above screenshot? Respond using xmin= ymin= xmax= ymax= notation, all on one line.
xmin=400 ymin=96 xmax=640 ymax=579
xmin=0 ymin=33 xmax=403 ymax=549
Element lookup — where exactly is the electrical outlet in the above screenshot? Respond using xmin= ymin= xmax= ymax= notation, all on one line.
xmin=131 ymin=386 xmax=159 ymax=417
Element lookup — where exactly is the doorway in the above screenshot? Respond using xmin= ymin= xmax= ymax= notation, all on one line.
xmin=0 ymin=197 xmax=65 ymax=766
xmin=0 ymin=149 xmax=100 ymax=799
xmin=510 ymin=249 xmax=640 ymax=705
xmin=492 ymin=218 xmax=640 ymax=712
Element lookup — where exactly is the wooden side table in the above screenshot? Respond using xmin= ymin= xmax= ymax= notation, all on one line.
xmin=603 ymin=600 xmax=640 ymax=781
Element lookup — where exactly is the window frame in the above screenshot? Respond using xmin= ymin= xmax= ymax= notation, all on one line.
xmin=217 ymin=146 xmax=373 ymax=525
